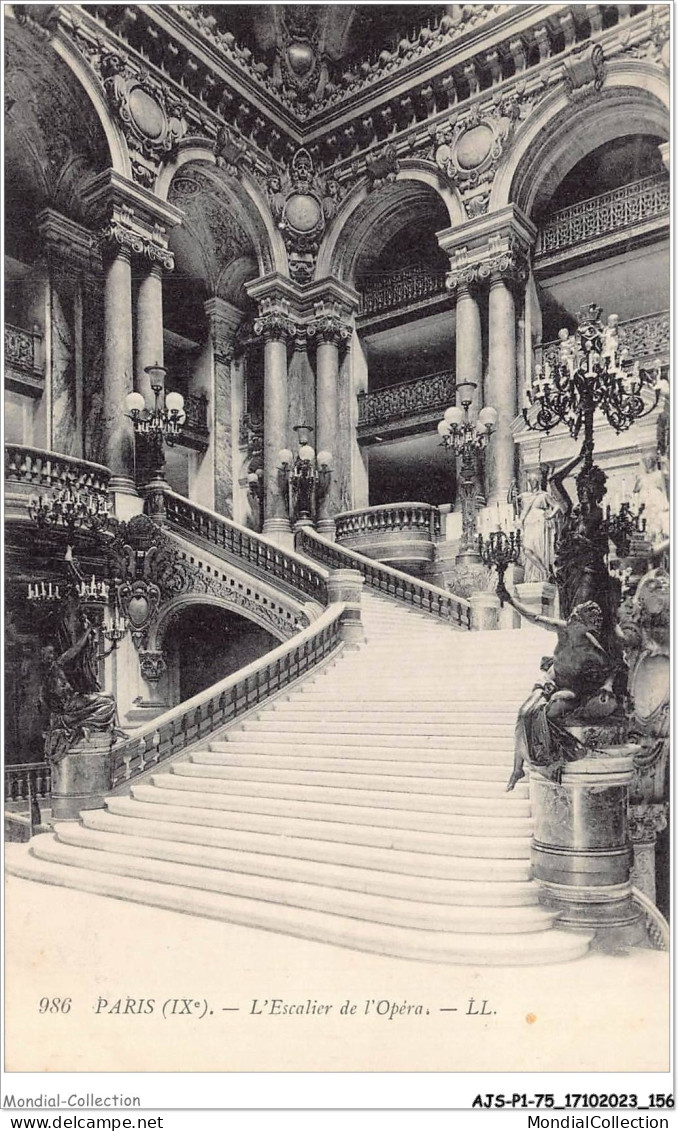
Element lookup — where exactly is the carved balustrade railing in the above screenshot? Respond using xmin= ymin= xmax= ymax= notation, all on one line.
xmin=5 ymin=445 xmax=112 ymax=523
xmin=5 ymin=322 xmax=44 ymax=396
xmin=540 ymin=310 xmax=670 ymax=370
xmin=537 ymin=174 xmax=670 ymax=256
xmin=358 ymin=370 xmax=455 ymax=430
xmin=5 ymin=762 xmax=51 ymax=805
xmin=162 ymin=490 xmax=329 ymax=606
xmin=111 ymin=606 xmax=344 ymax=787
xmin=171 ymin=390 xmax=210 ymax=451
xmin=358 ymin=265 xmax=448 ymax=318
xmin=297 ymin=527 xmax=471 ymax=629
xmin=335 ymin=502 xmax=441 ymax=543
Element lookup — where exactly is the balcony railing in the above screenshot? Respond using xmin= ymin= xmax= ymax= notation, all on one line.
xmin=5 ymin=322 xmax=44 ymax=397
xmin=335 ymin=502 xmax=441 ymax=543
xmin=5 ymin=445 xmax=111 ymax=525
xmin=358 ymin=264 xmax=448 ymax=319
xmin=540 ymin=310 xmax=670 ymax=369
xmin=172 ymin=391 xmax=210 ymax=451
xmin=537 ymin=174 xmax=670 ymax=256
xmin=358 ymin=370 xmax=455 ymax=433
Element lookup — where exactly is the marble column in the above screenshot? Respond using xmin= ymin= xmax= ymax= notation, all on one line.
xmin=205 ymin=297 xmax=244 ymax=520
xmin=487 ymin=271 xmax=518 ymax=505
xmin=455 ymin=282 xmax=482 ymax=415
xmin=102 ymin=242 xmax=136 ymax=498
xmin=260 ymin=324 xmax=293 ymax=546
xmin=315 ymin=330 xmax=345 ymax=536
xmin=135 ymin=262 xmax=166 ymax=485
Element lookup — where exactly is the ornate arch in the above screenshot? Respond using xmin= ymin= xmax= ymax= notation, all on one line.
xmin=491 ymin=63 xmax=670 ymax=216
xmin=50 ymin=34 xmax=130 ymax=177
xmin=151 ymin=593 xmax=289 ymax=653
xmin=316 ymin=163 xmax=464 ymax=285
xmin=157 ymin=144 xmax=287 ymax=277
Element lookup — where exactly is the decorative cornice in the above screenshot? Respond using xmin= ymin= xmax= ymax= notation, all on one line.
xmin=83 ymin=170 xmax=181 ymax=271
xmin=37 ymin=208 xmax=100 ymax=274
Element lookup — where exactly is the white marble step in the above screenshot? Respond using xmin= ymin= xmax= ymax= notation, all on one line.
xmin=35 ymin=834 xmax=554 ymax=934
xmin=222 ymin=731 xmax=514 ymax=755
xmin=6 ymin=846 xmax=592 ymax=967
xmin=274 ymin=703 xmax=518 ymax=721
xmin=239 ymin=718 xmax=514 ymax=737
xmin=185 ymin=755 xmax=530 ymax=806
xmin=169 ymin=763 xmax=532 ymax=822
xmin=57 ymin=818 xmax=539 ymax=904
xmin=123 ymin=787 xmax=530 ymax=859
xmin=96 ymin=804 xmax=534 ymax=881
xmin=138 ymin=777 xmax=531 ymax=842
xmin=204 ymin=745 xmax=521 ymax=781
xmin=209 ymin=740 xmax=514 ymax=770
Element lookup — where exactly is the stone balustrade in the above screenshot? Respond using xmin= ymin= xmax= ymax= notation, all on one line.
xmin=357 ymin=370 xmax=455 ymax=438
xmin=5 ymin=761 xmax=52 ymax=805
xmin=537 ymin=174 xmax=670 ymax=257
xmin=5 ymin=444 xmax=112 ymax=526
xmin=334 ymin=500 xmax=440 ymax=577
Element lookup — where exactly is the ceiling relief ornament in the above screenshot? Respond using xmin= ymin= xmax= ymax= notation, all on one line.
xmin=93 ymin=47 xmax=187 ymax=184
xmin=214 ymin=125 xmax=248 ymax=178
xmin=272 ymin=6 xmax=325 ymax=108
xmin=266 ymin=148 xmax=344 ymax=284
xmin=432 ymin=100 xmax=520 ymax=192
xmin=363 ymin=144 xmax=400 ymax=192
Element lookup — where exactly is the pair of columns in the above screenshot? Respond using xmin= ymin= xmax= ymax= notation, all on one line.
xmin=441 ymin=205 xmax=537 ymax=507
xmin=246 ymin=279 xmax=355 ymax=545
xmin=454 ymin=273 xmax=520 ymax=506
xmin=102 ymin=238 xmax=172 ymax=497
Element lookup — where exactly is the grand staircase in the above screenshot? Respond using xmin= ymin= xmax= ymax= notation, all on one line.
xmin=6 ymin=590 xmax=592 ymax=965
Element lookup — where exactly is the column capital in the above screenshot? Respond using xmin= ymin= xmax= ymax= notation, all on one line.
xmin=441 ymin=204 xmax=536 ymax=292
xmin=307 ymin=298 xmax=353 ymax=347
xmin=37 ymin=208 xmax=100 ymax=274
xmin=84 ymin=169 xmax=181 ymax=271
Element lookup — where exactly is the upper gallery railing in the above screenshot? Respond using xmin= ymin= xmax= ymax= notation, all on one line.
xmin=297 ymin=527 xmax=471 ymax=629
xmin=162 ymin=490 xmax=329 ymax=606
xmin=5 ymin=445 xmax=111 ymax=513
xmin=358 ymin=264 xmax=448 ymax=318
xmin=540 ymin=310 xmax=670 ymax=369
xmin=335 ymin=502 xmax=441 ymax=543
xmin=358 ymin=370 xmax=455 ymax=430
xmin=537 ymin=174 xmax=670 ymax=256
xmin=110 ymin=605 xmax=344 ymax=787
xmin=5 ymin=323 xmax=44 ymax=396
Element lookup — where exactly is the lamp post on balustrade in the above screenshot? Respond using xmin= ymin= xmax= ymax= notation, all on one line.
xmin=438 ymin=382 xmax=497 ymax=563
xmin=125 ymin=363 xmax=186 ymax=515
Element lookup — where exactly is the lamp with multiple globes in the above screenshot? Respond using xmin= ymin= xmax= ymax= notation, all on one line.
xmin=438 ymin=382 xmax=498 ymax=560
xmin=125 ymin=364 xmax=186 ymax=445
xmin=523 ymin=305 xmax=666 ymax=461
xmin=278 ymin=424 xmax=332 ymax=528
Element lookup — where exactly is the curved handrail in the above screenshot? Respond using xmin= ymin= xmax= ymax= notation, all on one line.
xmin=162 ymin=489 xmax=329 ymax=607
xmin=297 ymin=527 xmax=471 ymax=630
xmin=111 ymin=602 xmax=346 ymax=788
xmin=335 ymin=501 xmax=441 ymax=540
xmin=5 ymin=444 xmax=111 ymax=492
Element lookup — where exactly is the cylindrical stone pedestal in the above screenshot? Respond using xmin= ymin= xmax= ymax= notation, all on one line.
xmin=516 ymin=580 xmax=557 ymax=619
xmin=469 ymin=591 xmax=500 ymax=631
xmin=51 ymin=734 xmax=113 ymax=820
xmin=326 ymin=568 xmax=364 ymax=647
xmin=530 ymin=745 xmax=644 ymax=946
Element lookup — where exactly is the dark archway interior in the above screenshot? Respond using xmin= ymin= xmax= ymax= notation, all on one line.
xmin=165 ymin=605 xmax=279 ymax=702
xmin=539 ymin=135 xmax=666 ymax=218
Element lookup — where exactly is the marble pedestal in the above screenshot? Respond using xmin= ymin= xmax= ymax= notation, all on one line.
xmin=51 ymin=733 xmax=112 ymax=820
xmin=326 ymin=569 xmax=364 ymax=647
xmin=530 ymin=742 xmax=644 ymax=948
xmin=469 ymin=591 xmax=499 ymax=631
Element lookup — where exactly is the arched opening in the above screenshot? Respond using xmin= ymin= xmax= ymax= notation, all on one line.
xmin=162 ymin=604 xmax=280 ymax=704
xmin=4 ymin=22 xmax=112 ymax=457
xmin=342 ymin=181 xmax=457 ymax=509
xmin=162 ymin=165 xmax=264 ymax=522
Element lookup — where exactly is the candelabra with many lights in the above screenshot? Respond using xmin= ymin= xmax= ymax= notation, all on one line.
xmin=524 ymin=305 xmax=664 ymax=468
xmin=438 ymin=382 xmax=497 ymax=561
xmin=477 ymin=529 xmax=522 ymax=605
xmin=28 ymin=479 xmax=110 ymax=538
xmin=278 ymin=424 xmax=332 ymax=529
